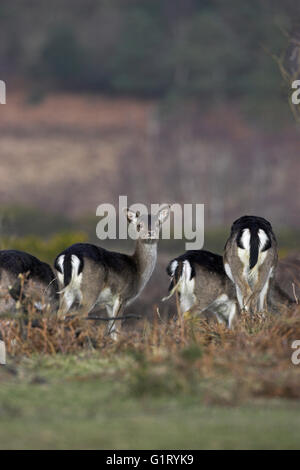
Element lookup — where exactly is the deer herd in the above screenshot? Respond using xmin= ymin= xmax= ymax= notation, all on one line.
xmin=0 ymin=210 xmax=299 ymax=354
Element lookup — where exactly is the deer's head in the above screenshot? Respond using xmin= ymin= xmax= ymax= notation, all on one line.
xmin=124 ymin=205 xmax=170 ymax=243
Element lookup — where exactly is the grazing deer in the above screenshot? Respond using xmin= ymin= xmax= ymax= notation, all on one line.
xmin=223 ymin=216 xmax=278 ymax=314
xmin=258 ymin=257 xmax=300 ymax=315
xmin=164 ymin=250 xmax=295 ymax=328
xmin=272 ymin=254 xmax=300 ymax=307
xmin=54 ymin=205 xmax=170 ymax=339
xmin=0 ymin=249 xmax=58 ymax=314
xmin=164 ymin=250 xmax=238 ymax=328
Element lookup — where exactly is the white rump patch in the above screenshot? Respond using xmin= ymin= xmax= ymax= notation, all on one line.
xmin=58 ymin=254 xmax=83 ymax=314
xmin=162 ymin=259 xmax=196 ymax=311
xmin=179 ymin=260 xmax=196 ymax=313
xmin=68 ymin=255 xmax=83 ymax=301
xmin=56 ymin=254 xmax=65 ymax=285
xmin=57 ymin=254 xmax=65 ymax=271
xmin=71 ymin=254 xmax=81 ymax=277
xmin=169 ymin=260 xmax=178 ymax=277
xmin=240 ymin=228 xmax=251 ymax=251
xmin=237 ymin=227 xmax=269 ymax=285
xmin=258 ymin=229 xmax=269 ymax=251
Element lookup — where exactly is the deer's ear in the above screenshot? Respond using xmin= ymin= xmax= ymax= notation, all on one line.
xmin=158 ymin=204 xmax=170 ymax=224
xmin=124 ymin=208 xmax=139 ymax=224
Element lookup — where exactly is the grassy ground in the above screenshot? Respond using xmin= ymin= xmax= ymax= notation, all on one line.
xmin=0 ymin=353 xmax=300 ymax=450
xmin=1 ymin=306 xmax=300 ymax=450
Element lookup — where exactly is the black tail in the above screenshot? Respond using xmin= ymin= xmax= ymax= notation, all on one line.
xmin=232 ymin=215 xmax=274 ymax=271
xmin=54 ymin=253 xmax=75 ymax=287
xmin=63 ymin=254 xmax=73 ymax=286
xmin=249 ymin=228 xmax=260 ymax=270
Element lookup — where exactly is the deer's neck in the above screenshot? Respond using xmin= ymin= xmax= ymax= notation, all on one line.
xmin=132 ymin=239 xmax=158 ymax=294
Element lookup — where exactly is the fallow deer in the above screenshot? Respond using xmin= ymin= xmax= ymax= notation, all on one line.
xmin=274 ymin=254 xmax=300 ymax=303
xmin=164 ymin=250 xmax=237 ymax=328
xmin=54 ymin=206 xmax=170 ymax=339
xmin=223 ymin=216 xmax=277 ymax=314
xmin=164 ymin=249 xmax=295 ymax=328
xmin=0 ymin=249 xmax=58 ymax=314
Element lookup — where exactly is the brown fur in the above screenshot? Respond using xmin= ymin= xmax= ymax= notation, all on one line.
xmin=186 ymin=264 xmax=237 ymax=327
xmin=165 ymin=251 xmax=238 ymax=327
xmin=166 ymin=249 xmax=295 ymax=328
xmin=224 ymin=218 xmax=277 ymax=314
xmin=55 ymin=206 xmax=170 ymax=339
xmin=0 ymin=254 xmax=58 ymax=315
xmin=275 ymin=255 xmax=300 ymax=303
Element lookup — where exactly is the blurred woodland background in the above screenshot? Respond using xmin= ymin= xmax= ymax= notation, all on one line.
xmin=0 ymin=0 xmax=299 ymax=260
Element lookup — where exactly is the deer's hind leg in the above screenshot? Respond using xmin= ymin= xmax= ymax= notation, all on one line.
xmin=246 ymin=263 xmax=275 ymax=315
xmin=257 ymin=265 xmax=275 ymax=313
xmin=73 ymin=261 xmax=106 ymax=317
xmin=234 ymin=279 xmax=253 ymax=313
xmin=106 ymin=298 xmax=124 ymax=341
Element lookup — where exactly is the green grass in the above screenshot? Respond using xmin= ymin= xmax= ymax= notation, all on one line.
xmin=1 ymin=353 xmax=300 ymax=450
